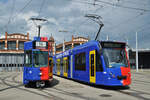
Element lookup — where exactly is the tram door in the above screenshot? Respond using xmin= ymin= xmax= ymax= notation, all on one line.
xmin=49 ymin=57 xmax=53 ymax=77
xmin=57 ymin=59 xmax=60 ymax=75
xmin=63 ymin=57 xmax=68 ymax=77
xmin=89 ymin=50 xmax=96 ymax=83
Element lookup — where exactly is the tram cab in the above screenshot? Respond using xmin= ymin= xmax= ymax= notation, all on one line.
xmin=23 ymin=37 xmax=53 ymax=87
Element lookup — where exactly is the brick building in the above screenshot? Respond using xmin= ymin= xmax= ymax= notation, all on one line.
xmin=56 ymin=35 xmax=89 ymax=54
xmin=0 ymin=32 xmax=30 ymax=70
xmin=48 ymin=35 xmax=55 ymax=55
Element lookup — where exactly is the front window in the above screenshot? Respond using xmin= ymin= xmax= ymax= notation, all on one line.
xmin=103 ymin=48 xmax=128 ymax=68
xmin=33 ymin=51 xmax=48 ymax=67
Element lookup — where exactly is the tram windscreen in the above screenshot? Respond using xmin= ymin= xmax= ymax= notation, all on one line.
xmin=102 ymin=42 xmax=128 ymax=68
xmin=33 ymin=51 xmax=48 ymax=67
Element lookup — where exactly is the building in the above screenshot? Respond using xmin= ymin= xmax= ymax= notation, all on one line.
xmin=129 ymin=49 xmax=150 ymax=69
xmin=0 ymin=32 xmax=30 ymax=70
xmin=56 ymin=35 xmax=89 ymax=54
xmin=48 ymin=35 xmax=55 ymax=55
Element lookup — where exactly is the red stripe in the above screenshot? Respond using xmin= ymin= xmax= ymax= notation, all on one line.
xmin=40 ymin=67 xmax=49 ymax=80
xmin=121 ymin=48 xmax=131 ymax=86
xmin=121 ymin=67 xmax=131 ymax=86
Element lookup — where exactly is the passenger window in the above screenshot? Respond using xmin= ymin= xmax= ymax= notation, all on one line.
xmin=63 ymin=57 xmax=70 ymax=73
xmin=57 ymin=59 xmax=60 ymax=72
xmin=49 ymin=58 xmax=53 ymax=67
xmin=91 ymin=54 xmax=94 ymax=76
xmin=96 ymin=51 xmax=103 ymax=72
xmin=60 ymin=58 xmax=63 ymax=70
xmin=75 ymin=52 xmax=86 ymax=71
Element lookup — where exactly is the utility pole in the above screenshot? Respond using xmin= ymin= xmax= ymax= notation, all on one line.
xmin=85 ymin=14 xmax=104 ymax=40
xmin=136 ymin=32 xmax=139 ymax=72
xmin=106 ymin=34 xmax=109 ymax=41
xmin=30 ymin=18 xmax=47 ymax=37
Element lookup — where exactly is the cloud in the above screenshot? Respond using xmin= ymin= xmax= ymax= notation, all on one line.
xmin=0 ymin=0 xmax=149 ymax=49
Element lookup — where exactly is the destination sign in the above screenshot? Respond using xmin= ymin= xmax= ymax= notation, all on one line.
xmin=36 ymin=42 xmax=46 ymax=47
xmin=33 ymin=41 xmax=48 ymax=49
xmin=101 ymin=42 xmax=125 ymax=48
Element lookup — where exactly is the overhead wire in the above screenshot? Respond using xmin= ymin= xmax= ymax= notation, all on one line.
xmin=91 ymin=0 xmax=149 ymax=39
xmin=121 ymin=0 xmax=149 ymax=6
xmin=96 ymin=0 xmax=150 ymax=12
xmin=37 ymin=0 xmax=46 ymax=18
xmin=106 ymin=11 xmax=146 ymax=31
xmin=64 ymin=0 xmax=103 ymax=8
xmin=4 ymin=0 xmax=16 ymax=32
xmin=18 ymin=0 xmax=33 ymax=14
xmin=9 ymin=0 xmax=33 ymax=23
xmin=68 ymin=0 xmax=150 ymax=33
xmin=6 ymin=0 xmax=33 ymax=33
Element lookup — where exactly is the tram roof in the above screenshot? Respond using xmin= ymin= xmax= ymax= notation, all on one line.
xmin=72 ymin=40 xmax=99 ymax=51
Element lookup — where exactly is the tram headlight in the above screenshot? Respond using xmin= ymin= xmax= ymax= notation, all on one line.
xmin=29 ymin=70 xmax=32 ymax=74
xmin=121 ymin=80 xmax=123 ymax=83
xmin=109 ymin=72 xmax=115 ymax=78
xmin=39 ymin=72 xmax=42 ymax=76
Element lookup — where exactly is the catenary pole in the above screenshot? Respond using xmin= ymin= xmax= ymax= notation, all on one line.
xmin=136 ymin=32 xmax=139 ymax=72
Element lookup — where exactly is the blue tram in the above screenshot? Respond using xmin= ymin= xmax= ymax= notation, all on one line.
xmin=53 ymin=40 xmax=131 ymax=86
xmin=23 ymin=37 xmax=53 ymax=87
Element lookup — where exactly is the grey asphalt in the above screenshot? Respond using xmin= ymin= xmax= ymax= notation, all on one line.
xmin=0 ymin=69 xmax=150 ymax=100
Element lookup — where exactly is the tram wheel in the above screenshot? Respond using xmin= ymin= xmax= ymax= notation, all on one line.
xmin=24 ymin=84 xmax=29 ymax=88
xmin=36 ymin=81 xmax=45 ymax=88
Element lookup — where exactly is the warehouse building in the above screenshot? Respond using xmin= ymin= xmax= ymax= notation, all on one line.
xmin=129 ymin=49 xmax=150 ymax=69
xmin=0 ymin=32 xmax=30 ymax=71
xmin=56 ymin=35 xmax=89 ymax=54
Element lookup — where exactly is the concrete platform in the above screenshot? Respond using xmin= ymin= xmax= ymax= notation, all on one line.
xmin=0 ymin=70 xmax=150 ymax=100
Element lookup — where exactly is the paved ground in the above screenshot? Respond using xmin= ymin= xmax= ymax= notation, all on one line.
xmin=0 ymin=70 xmax=150 ymax=100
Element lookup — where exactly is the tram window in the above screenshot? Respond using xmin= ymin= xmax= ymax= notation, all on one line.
xmin=68 ymin=57 xmax=70 ymax=70
xmin=63 ymin=59 xmax=67 ymax=73
xmin=60 ymin=58 xmax=63 ymax=71
xmin=57 ymin=59 xmax=60 ymax=72
xmin=49 ymin=58 xmax=53 ymax=67
xmin=33 ymin=51 xmax=48 ymax=67
xmin=63 ymin=57 xmax=70 ymax=73
xmin=25 ymin=51 xmax=32 ymax=67
xmin=75 ymin=52 xmax=86 ymax=71
xmin=91 ymin=54 xmax=94 ymax=76
xmin=96 ymin=51 xmax=103 ymax=72
xmin=60 ymin=58 xmax=63 ymax=66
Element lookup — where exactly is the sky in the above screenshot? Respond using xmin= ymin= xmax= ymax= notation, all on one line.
xmin=0 ymin=0 xmax=150 ymax=49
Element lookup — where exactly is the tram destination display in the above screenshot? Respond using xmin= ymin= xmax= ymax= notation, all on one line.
xmin=101 ymin=42 xmax=125 ymax=48
xmin=33 ymin=41 xmax=48 ymax=49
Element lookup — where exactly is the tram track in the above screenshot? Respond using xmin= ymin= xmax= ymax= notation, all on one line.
xmin=132 ymin=79 xmax=150 ymax=85
xmin=44 ymin=87 xmax=97 ymax=100
xmin=117 ymin=89 xmax=150 ymax=100
xmin=0 ymin=73 xmax=64 ymax=100
xmin=0 ymin=72 xmax=150 ymax=100
xmin=115 ymin=79 xmax=150 ymax=100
